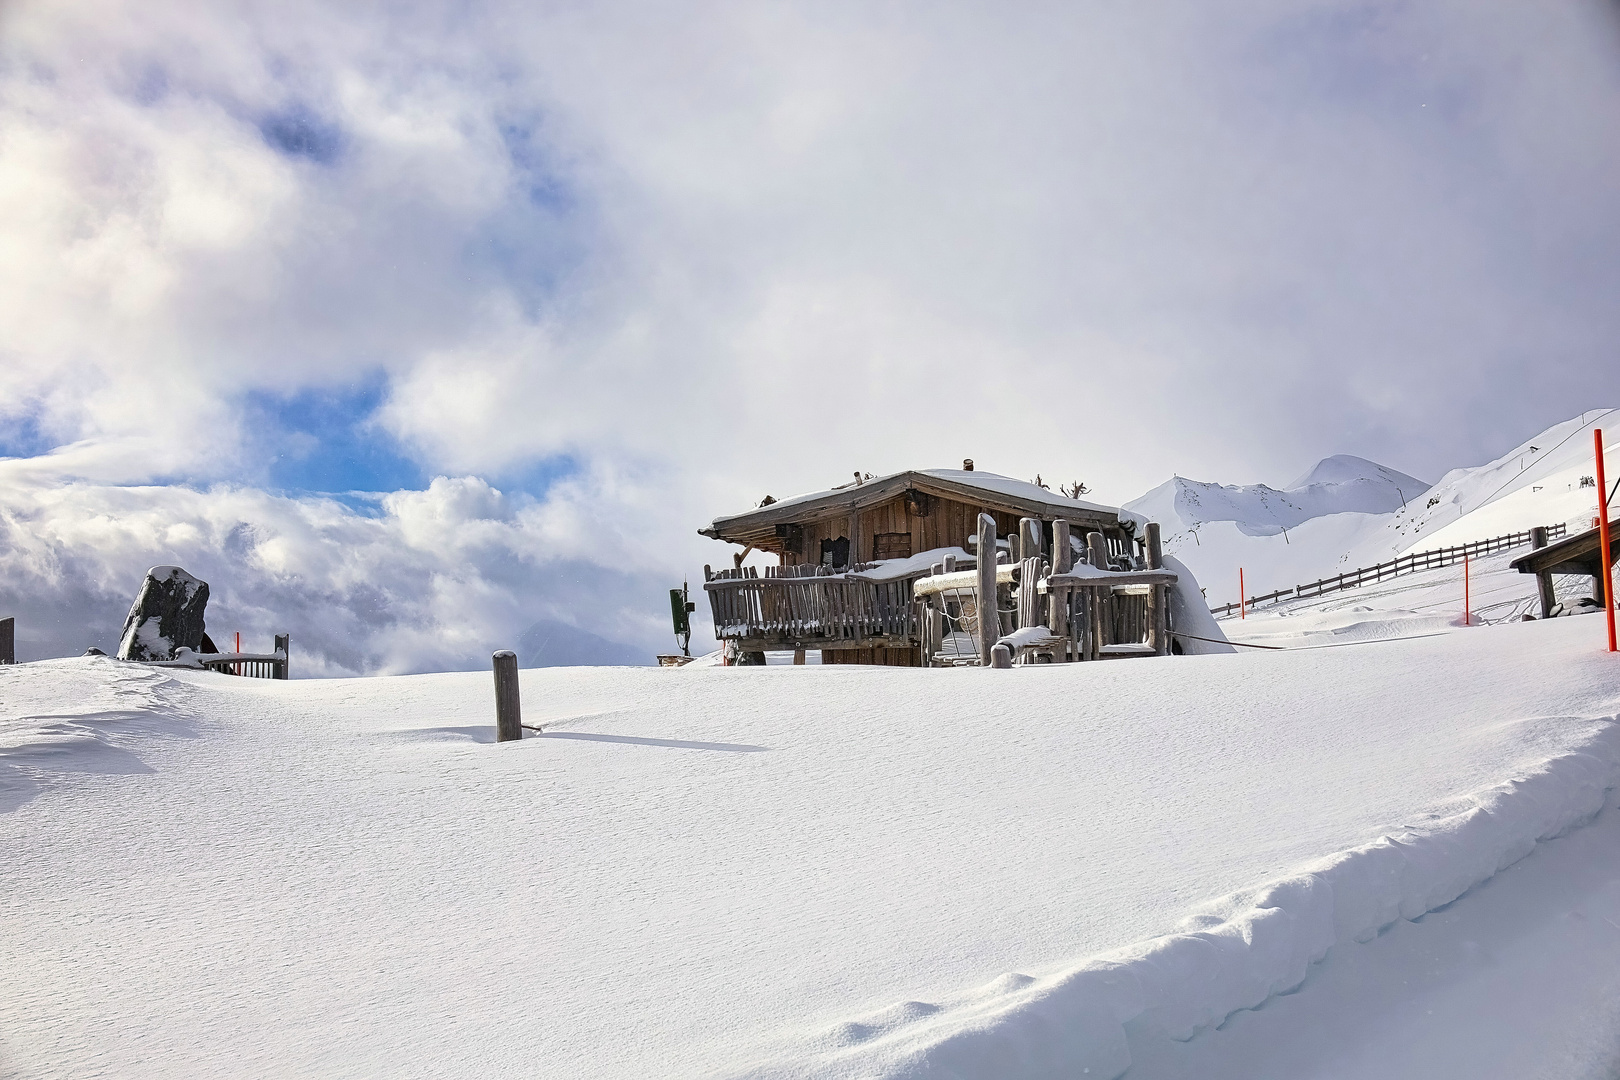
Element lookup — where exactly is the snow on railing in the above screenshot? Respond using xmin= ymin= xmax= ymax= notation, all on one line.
xmin=1210 ymin=523 xmax=1569 ymax=619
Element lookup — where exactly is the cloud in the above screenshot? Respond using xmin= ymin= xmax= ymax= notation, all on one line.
xmin=2 ymin=0 xmax=1620 ymax=668
xmin=0 ymin=466 xmax=691 ymax=671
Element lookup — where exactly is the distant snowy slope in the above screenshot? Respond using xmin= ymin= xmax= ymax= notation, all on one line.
xmin=1124 ymin=455 xmax=1425 ymax=606
xmin=1127 ymin=411 xmax=1620 ymax=609
xmin=1344 ymin=409 xmax=1620 ymax=561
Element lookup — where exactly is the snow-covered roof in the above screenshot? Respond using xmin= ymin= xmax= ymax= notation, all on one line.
xmin=703 ymin=469 xmax=1135 ymax=546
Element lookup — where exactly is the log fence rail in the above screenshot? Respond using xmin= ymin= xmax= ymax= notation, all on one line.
xmin=1208 ymin=524 xmax=1569 ymax=619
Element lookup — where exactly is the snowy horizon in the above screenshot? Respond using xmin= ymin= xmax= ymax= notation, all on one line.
xmin=5 ymin=1 xmax=1620 ymax=671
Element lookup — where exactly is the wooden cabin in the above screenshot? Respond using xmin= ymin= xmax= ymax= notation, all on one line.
xmin=699 ymin=466 xmax=1161 ymax=666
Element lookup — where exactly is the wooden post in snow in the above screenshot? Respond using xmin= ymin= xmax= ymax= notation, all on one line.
xmin=493 ymin=650 xmax=522 ymax=742
xmin=1145 ymin=522 xmax=1168 ymax=656
xmin=273 ymin=633 xmax=290 ymax=680
xmin=1530 ymin=526 xmax=1555 ymax=619
xmin=0 ymin=617 xmax=12 ymax=665
xmin=991 ymin=643 xmax=1013 ymax=669
xmin=1086 ymin=531 xmax=1107 ymax=658
xmin=976 ymin=513 xmax=998 ymax=666
xmin=1050 ymin=520 xmax=1072 ymax=660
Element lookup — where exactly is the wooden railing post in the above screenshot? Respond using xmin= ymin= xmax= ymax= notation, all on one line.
xmin=976 ymin=513 xmax=998 ymax=666
xmin=273 ymin=633 xmax=289 ymax=680
xmin=1052 ymin=519 xmax=1072 ymax=575
xmin=1019 ymin=518 xmax=1043 ymax=564
xmin=493 ymin=651 xmax=522 ymax=743
xmin=1530 ymin=526 xmax=1555 ymax=619
xmin=0 ymin=616 xmax=12 ymax=665
xmin=1145 ymin=523 xmax=1168 ymax=655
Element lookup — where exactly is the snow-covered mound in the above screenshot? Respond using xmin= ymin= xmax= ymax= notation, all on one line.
xmin=6 ymin=626 xmax=1620 ymax=1079
xmin=1124 ymin=455 xmax=1426 ymax=606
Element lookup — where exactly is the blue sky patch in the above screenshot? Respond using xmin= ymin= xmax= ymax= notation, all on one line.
xmin=245 ymin=380 xmax=424 ymax=494
xmin=259 ymin=104 xmax=344 ymax=165
xmin=0 ymin=411 xmax=56 ymax=460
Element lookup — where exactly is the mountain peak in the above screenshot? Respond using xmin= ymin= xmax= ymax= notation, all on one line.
xmin=1286 ymin=455 xmax=1427 ymax=494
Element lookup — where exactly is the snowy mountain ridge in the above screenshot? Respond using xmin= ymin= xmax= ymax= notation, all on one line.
xmin=1124 ymin=409 xmax=1620 ymax=606
xmin=1128 ymin=455 xmax=1425 ymax=541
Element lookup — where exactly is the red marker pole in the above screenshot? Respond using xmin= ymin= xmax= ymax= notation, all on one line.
xmin=235 ymin=631 xmax=241 ymax=676
xmin=1240 ymin=568 xmax=1246 ymax=620
xmin=1596 ymin=429 xmax=1617 ymax=652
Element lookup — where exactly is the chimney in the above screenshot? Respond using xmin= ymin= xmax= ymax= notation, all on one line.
xmin=963 ymin=458 xmax=974 ymax=472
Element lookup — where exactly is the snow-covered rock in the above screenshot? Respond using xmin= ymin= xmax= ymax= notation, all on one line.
xmin=115 ymin=565 xmax=210 ymax=662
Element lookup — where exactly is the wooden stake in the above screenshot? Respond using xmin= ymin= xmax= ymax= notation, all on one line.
xmin=0 ymin=616 xmax=12 ymax=665
xmin=1597 ymin=428 xmax=1617 ymax=651
xmin=1239 ymin=568 xmax=1246 ymax=620
xmin=493 ymin=650 xmax=522 ymax=742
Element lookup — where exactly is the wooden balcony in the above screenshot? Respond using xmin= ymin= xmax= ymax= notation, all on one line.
xmin=703 ymin=563 xmax=919 ymax=652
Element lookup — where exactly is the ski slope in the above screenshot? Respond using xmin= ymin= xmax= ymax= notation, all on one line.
xmin=1127 ymin=410 xmax=1620 ymax=609
xmin=5 ymin=618 xmax=1620 ymax=1079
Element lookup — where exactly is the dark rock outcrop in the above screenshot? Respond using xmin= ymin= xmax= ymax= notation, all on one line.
xmin=117 ymin=566 xmax=210 ymax=662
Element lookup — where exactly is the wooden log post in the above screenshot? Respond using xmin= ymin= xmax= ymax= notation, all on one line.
xmin=1052 ymin=520 xmax=1072 ymax=575
xmin=1019 ymin=518 xmax=1042 ymax=564
xmin=1049 ymin=520 xmax=1072 ymax=660
xmin=977 ymin=513 xmax=998 ymax=666
xmin=273 ymin=633 xmax=290 ymax=680
xmin=793 ymin=649 xmax=806 ymax=665
xmin=1087 ymin=532 xmax=1108 ymax=654
xmin=1145 ymin=523 xmax=1168 ymax=655
xmin=1530 ymin=526 xmax=1556 ymax=619
xmin=991 ymin=643 xmax=1013 ymax=669
xmin=493 ymin=650 xmax=523 ymax=743
xmin=0 ymin=616 xmax=12 ymax=665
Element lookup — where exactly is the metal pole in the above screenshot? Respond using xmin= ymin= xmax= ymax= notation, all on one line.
xmin=1596 ymin=429 xmax=1617 ymax=652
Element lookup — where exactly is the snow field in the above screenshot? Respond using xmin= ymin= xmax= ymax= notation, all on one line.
xmin=3 ymin=615 xmax=1620 ymax=1078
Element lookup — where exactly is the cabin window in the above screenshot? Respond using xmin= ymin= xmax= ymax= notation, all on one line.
xmin=820 ymin=536 xmax=850 ymax=568
xmin=873 ymin=532 xmax=913 ymax=561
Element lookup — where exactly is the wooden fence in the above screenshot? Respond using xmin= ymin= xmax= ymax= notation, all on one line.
xmin=1209 ymin=523 xmax=1569 ymax=619
xmin=196 ymin=634 xmax=290 ymax=679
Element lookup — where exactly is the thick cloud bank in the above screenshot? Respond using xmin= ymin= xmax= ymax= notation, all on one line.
xmin=0 ymin=467 xmax=675 ymax=673
xmin=3 ymin=0 xmax=1620 ymax=669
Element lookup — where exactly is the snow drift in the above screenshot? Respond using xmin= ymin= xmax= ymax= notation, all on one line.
xmin=6 ymin=614 xmax=1620 ymax=1079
